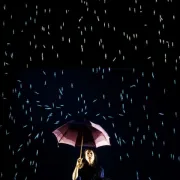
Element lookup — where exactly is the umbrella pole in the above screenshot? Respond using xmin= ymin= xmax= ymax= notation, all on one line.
xmin=80 ymin=134 xmax=83 ymax=158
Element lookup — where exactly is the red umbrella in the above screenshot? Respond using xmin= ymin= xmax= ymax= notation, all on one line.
xmin=52 ymin=120 xmax=110 ymax=158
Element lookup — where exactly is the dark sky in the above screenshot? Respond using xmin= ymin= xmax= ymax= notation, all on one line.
xmin=1 ymin=1 xmax=180 ymax=180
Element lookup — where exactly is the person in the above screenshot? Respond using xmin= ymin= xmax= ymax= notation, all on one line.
xmin=72 ymin=149 xmax=104 ymax=180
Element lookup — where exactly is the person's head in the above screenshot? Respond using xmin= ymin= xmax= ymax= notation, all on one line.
xmin=83 ymin=149 xmax=98 ymax=166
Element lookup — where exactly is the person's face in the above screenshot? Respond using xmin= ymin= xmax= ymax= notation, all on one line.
xmin=85 ymin=150 xmax=95 ymax=165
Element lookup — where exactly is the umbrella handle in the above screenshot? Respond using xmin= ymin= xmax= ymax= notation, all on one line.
xmin=80 ymin=134 xmax=83 ymax=158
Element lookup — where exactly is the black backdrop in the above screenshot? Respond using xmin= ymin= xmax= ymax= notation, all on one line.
xmin=2 ymin=1 xmax=180 ymax=180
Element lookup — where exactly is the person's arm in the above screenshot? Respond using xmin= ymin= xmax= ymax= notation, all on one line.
xmin=72 ymin=166 xmax=79 ymax=180
xmin=72 ymin=158 xmax=83 ymax=180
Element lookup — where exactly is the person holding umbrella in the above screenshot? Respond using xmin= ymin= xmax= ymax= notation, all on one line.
xmin=53 ymin=120 xmax=111 ymax=180
xmin=72 ymin=149 xmax=104 ymax=180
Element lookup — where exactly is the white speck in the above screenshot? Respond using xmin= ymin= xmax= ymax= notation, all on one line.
xmin=41 ymin=26 xmax=45 ymax=31
xmin=130 ymin=85 xmax=136 ymax=88
xmin=159 ymin=112 xmax=164 ymax=115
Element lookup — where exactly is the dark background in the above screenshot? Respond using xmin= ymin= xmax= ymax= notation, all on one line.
xmin=1 ymin=0 xmax=180 ymax=180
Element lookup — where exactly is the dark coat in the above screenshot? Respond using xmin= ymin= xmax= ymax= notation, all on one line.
xmin=77 ymin=163 xmax=104 ymax=180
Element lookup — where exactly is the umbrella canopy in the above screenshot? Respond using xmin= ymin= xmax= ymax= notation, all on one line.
xmin=52 ymin=120 xmax=110 ymax=151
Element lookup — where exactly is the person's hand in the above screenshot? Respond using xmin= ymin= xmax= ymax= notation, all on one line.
xmin=76 ymin=157 xmax=83 ymax=169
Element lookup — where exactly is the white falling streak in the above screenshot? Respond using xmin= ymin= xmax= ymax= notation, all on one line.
xmin=108 ymin=102 xmax=111 ymax=108
xmin=173 ymin=128 xmax=176 ymax=134
xmin=36 ymin=150 xmax=38 ymax=156
xmin=34 ymin=133 xmax=39 ymax=139
xmin=159 ymin=112 xmax=164 ymax=115
xmin=136 ymin=171 xmax=139 ymax=180
xmin=41 ymin=53 xmax=44 ymax=61
xmin=114 ymin=133 xmax=117 ymax=139
xmin=130 ymin=85 xmax=136 ymax=88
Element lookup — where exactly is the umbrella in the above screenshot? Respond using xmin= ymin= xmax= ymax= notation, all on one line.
xmin=52 ymin=120 xmax=110 ymax=158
